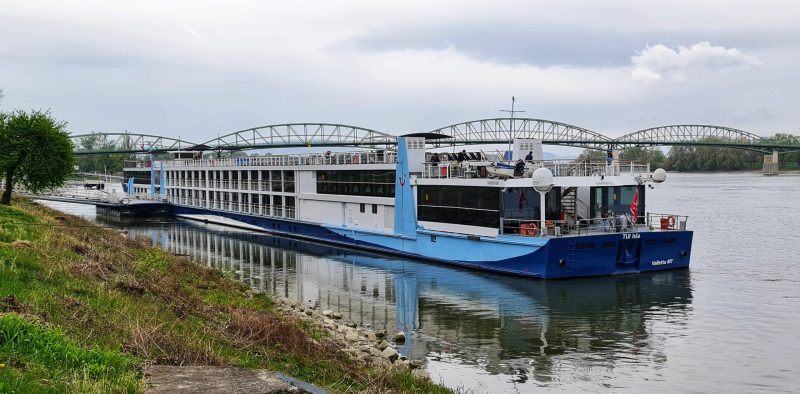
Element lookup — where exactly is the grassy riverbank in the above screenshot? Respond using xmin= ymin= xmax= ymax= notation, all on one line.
xmin=0 ymin=198 xmax=449 ymax=393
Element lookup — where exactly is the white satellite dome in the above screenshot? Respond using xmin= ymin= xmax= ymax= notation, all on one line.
xmin=653 ymin=168 xmax=667 ymax=183
xmin=532 ymin=167 xmax=554 ymax=191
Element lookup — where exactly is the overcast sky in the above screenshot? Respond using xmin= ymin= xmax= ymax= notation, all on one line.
xmin=1 ymin=0 xmax=798 ymax=149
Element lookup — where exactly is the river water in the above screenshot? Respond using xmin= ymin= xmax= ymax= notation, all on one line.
xmin=40 ymin=173 xmax=800 ymax=393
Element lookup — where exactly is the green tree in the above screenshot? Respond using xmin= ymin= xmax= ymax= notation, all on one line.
xmin=764 ymin=133 xmax=800 ymax=169
xmin=620 ymin=146 xmax=667 ymax=168
xmin=662 ymin=137 xmax=766 ymax=171
xmin=0 ymin=110 xmax=75 ymax=205
xmin=75 ymin=133 xmax=129 ymax=174
xmin=576 ymin=148 xmax=606 ymax=161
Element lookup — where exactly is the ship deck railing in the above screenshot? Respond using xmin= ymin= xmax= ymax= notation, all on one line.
xmin=165 ymin=179 xmax=296 ymax=192
xmin=168 ymin=197 xmax=296 ymax=220
xmin=501 ymin=213 xmax=689 ymax=238
xmin=420 ymin=160 xmax=652 ymax=179
xmin=125 ymin=150 xmax=397 ymax=170
xmin=24 ymin=186 xmax=166 ymax=205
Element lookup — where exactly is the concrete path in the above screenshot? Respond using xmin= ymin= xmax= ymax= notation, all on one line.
xmin=146 ymin=365 xmax=327 ymax=393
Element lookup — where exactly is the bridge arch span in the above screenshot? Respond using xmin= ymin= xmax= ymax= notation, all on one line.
xmin=613 ymin=125 xmax=767 ymax=150
xmin=70 ymin=133 xmax=197 ymax=155
xmin=429 ymin=118 xmax=611 ymax=149
xmin=199 ymin=123 xmax=396 ymax=150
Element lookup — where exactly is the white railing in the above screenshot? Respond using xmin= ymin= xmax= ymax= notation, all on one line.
xmin=420 ymin=160 xmax=651 ymax=179
xmin=501 ymin=213 xmax=688 ymax=237
xmin=26 ymin=186 xmax=169 ymax=205
xmin=169 ymin=197 xmax=297 ymax=221
xmin=127 ymin=151 xmax=397 ymax=169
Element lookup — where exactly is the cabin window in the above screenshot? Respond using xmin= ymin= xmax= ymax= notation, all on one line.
xmin=417 ymin=186 xmax=500 ymax=228
xmin=122 ymin=171 xmax=150 ymax=185
xmin=501 ymin=188 xmax=560 ymax=219
xmin=360 ymin=203 xmax=366 ymax=213
xmin=590 ymin=185 xmax=645 ymax=220
xmin=285 ymin=197 xmax=296 ymax=218
xmin=372 ymin=204 xmax=378 ymax=214
xmin=284 ymin=171 xmax=295 ymax=193
xmin=316 ymin=170 xmax=395 ymax=198
xmin=271 ymin=170 xmax=282 ymax=192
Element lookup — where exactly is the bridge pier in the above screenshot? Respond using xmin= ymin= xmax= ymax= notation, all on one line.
xmin=762 ymin=151 xmax=780 ymax=176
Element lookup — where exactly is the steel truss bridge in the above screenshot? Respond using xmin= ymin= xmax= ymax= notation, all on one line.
xmin=70 ymin=119 xmax=800 ymax=155
xmin=70 ymin=133 xmax=196 ymax=155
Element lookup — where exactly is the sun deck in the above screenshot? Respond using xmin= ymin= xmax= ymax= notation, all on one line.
xmin=420 ymin=159 xmax=652 ymax=179
xmin=124 ymin=150 xmax=397 ymax=169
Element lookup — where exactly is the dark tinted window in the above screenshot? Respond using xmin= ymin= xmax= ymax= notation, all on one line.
xmin=417 ymin=186 xmax=500 ymax=228
xmin=316 ymin=170 xmax=395 ymax=198
xmin=123 ymin=171 xmax=150 ymax=184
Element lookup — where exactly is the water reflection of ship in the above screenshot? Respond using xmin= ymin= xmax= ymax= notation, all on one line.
xmin=121 ymin=219 xmax=692 ymax=381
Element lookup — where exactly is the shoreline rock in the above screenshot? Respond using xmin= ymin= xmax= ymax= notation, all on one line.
xmin=270 ymin=298 xmax=426 ymax=377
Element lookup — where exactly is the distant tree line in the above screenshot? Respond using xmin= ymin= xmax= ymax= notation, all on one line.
xmin=577 ymin=134 xmax=800 ymax=171
xmin=74 ymin=133 xmax=130 ymax=174
xmin=577 ymin=146 xmax=667 ymax=169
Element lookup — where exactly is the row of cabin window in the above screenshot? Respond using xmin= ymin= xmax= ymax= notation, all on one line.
xmin=170 ymin=189 xmax=296 ymax=207
xmin=170 ymin=170 xmax=296 ymax=181
xmin=417 ymin=186 xmax=501 ymax=228
xmin=316 ymin=170 xmax=396 ymax=198
xmin=418 ymin=186 xmax=500 ymax=211
xmin=360 ymin=203 xmax=379 ymax=214
xmin=123 ymin=170 xmax=297 ymax=182
xmin=316 ymin=170 xmax=395 ymax=184
xmin=317 ymin=182 xmax=395 ymax=198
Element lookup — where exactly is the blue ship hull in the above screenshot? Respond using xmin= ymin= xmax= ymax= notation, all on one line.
xmin=172 ymin=205 xmax=693 ymax=279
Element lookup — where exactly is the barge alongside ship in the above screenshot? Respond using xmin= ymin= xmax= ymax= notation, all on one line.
xmin=123 ymin=135 xmax=692 ymax=279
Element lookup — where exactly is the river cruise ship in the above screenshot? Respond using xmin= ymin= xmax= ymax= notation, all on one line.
xmin=123 ymin=135 xmax=692 ymax=279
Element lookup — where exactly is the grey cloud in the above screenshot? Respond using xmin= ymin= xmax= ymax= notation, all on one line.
xmin=0 ymin=15 xmax=144 ymax=69
xmin=631 ymin=42 xmax=762 ymax=82
xmin=343 ymin=22 xmax=798 ymax=68
xmin=1 ymin=1 xmax=798 ymax=143
xmin=0 ymin=46 xmax=142 ymax=69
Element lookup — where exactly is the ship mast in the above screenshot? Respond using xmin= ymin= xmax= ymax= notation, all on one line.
xmin=499 ymin=96 xmax=525 ymax=159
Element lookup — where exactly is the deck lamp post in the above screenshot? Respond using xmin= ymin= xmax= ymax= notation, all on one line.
xmin=532 ymin=167 xmax=554 ymax=236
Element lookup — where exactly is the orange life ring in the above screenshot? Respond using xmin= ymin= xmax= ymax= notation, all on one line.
xmin=545 ymin=220 xmax=554 ymax=228
xmin=668 ymin=215 xmax=676 ymax=228
xmin=520 ymin=223 xmax=538 ymax=236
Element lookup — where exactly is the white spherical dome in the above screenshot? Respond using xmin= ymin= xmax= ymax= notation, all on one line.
xmin=653 ymin=168 xmax=667 ymax=183
xmin=532 ymin=167 xmax=554 ymax=191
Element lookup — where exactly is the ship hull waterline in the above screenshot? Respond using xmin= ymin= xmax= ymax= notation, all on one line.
xmin=172 ymin=205 xmax=693 ymax=279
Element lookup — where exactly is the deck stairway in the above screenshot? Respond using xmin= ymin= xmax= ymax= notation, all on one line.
xmin=561 ymin=187 xmax=578 ymax=229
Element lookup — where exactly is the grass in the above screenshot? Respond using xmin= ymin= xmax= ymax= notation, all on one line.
xmin=0 ymin=198 xmax=451 ymax=393
xmin=0 ymin=313 xmax=142 ymax=393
